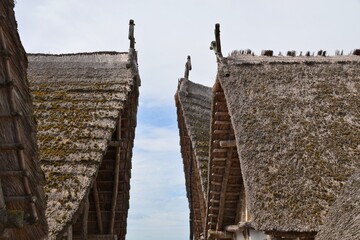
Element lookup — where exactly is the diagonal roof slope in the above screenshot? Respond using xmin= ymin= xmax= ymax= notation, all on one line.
xmin=315 ymin=172 xmax=360 ymax=240
xmin=177 ymin=79 xmax=212 ymax=194
xmin=27 ymin=52 xmax=137 ymax=239
xmin=217 ymin=54 xmax=360 ymax=232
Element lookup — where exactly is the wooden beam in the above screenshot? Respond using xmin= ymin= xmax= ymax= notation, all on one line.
xmin=225 ymin=222 xmax=253 ymax=232
xmin=81 ymin=196 xmax=89 ymax=239
xmin=214 ymin=121 xmax=231 ymax=125
xmin=219 ymin=140 xmax=236 ymax=148
xmin=109 ymin=117 xmax=122 ymax=234
xmin=217 ymin=149 xmax=233 ymax=230
xmin=215 ymin=112 xmax=229 ymax=116
xmin=67 ymin=225 xmax=73 ymax=240
xmin=93 ymin=179 xmax=104 ymax=234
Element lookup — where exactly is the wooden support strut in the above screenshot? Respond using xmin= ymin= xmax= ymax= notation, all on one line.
xmin=109 ymin=116 xmax=122 ymax=234
xmin=214 ymin=23 xmax=222 ymax=57
xmin=92 ymin=180 xmax=103 ymax=233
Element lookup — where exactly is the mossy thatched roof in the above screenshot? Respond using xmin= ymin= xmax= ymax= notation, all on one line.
xmin=27 ymin=52 xmax=136 ymax=239
xmin=217 ymin=54 xmax=360 ymax=232
xmin=177 ymin=79 xmax=212 ymax=195
xmin=315 ymin=172 xmax=360 ymax=240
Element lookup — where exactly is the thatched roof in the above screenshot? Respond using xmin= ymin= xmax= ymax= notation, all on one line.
xmin=0 ymin=0 xmax=47 ymax=239
xmin=315 ymin=172 xmax=360 ymax=240
xmin=27 ymin=52 xmax=138 ymax=239
xmin=177 ymin=79 xmax=212 ymax=193
xmin=216 ymin=53 xmax=360 ymax=232
xmin=175 ymin=78 xmax=212 ymax=239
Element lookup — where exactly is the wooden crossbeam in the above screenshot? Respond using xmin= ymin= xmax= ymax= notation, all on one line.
xmin=0 ymin=143 xmax=23 ymax=150
xmin=219 ymin=140 xmax=236 ymax=148
xmin=0 ymin=112 xmax=21 ymax=119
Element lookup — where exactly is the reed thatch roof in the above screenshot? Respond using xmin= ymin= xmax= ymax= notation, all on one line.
xmin=175 ymin=78 xmax=212 ymax=239
xmin=315 ymin=172 xmax=360 ymax=240
xmin=216 ymin=53 xmax=360 ymax=232
xmin=0 ymin=1 xmax=47 ymax=239
xmin=27 ymin=52 xmax=138 ymax=239
xmin=177 ymin=79 xmax=212 ymax=193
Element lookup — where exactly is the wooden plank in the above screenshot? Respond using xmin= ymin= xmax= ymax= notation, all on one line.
xmin=213 ymin=130 xmax=229 ymax=134
xmin=219 ymin=140 xmax=236 ymax=148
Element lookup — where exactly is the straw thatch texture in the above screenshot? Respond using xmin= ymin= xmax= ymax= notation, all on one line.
xmin=27 ymin=52 xmax=136 ymax=239
xmin=315 ymin=172 xmax=360 ymax=240
xmin=177 ymin=79 xmax=212 ymax=193
xmin=0 ymin=1 xmax=47 ymax=239
xmin=176 ymin=79 xmax=212 ymax=239
xmin=217 ymin=54 xmax=360 ymax=232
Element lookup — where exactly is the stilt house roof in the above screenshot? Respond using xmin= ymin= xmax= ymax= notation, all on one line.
xmin=27 ymin=51 xmax=140 ymax=239
xmin=0 ymin=1 xmax=47 ymax=239
xmin=211 ymin=50 xmax=360 ymax=233
xmin=175 ymin=75 xmax=212 ymax=239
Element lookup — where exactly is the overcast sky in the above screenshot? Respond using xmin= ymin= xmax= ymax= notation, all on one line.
xmin=14 ymin=1 xmax=360 ymax=239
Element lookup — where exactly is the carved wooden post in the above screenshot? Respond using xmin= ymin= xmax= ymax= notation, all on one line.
xmin=184 ymin=56 xmax=192 ymax=79
xmin=129 ymin=19 xmax=135 ymax=49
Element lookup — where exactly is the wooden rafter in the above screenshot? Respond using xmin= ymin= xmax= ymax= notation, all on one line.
xmin=109 ymin=116 xmax=122 ymax=234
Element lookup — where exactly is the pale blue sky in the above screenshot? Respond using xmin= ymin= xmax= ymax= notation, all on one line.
xmin=14 ymin=1 xmax=360 ymax=239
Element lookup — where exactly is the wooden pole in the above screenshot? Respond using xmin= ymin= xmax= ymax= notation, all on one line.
xmin=92 ymin=181 xmax=103 ymax=233
xmin=109 ymin=116 xmax=122 ymax=234
xmin=81 ymin=196 xmax=89 ymax=239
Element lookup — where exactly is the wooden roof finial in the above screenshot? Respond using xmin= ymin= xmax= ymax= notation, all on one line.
xmin=210 ymin=23 xmax=223 ymax=59
xmin=184 ymin=55 xmax=192 ymax=79
xmin=129 ymin=19 xmax=135 ymax=49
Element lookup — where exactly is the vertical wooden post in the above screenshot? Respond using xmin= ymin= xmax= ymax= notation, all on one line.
xmin=184 ymin=56 xmax=192 ymax=79
xmin=81 ymin=196 xmax=89 ymax=239
xmin=129 ymin=20 xmax=135 ymax=49
xmin=92 ymin=181 xmax=103 ymax=233
xmin=215 ymin=23 xmax=222 ymax=57
xmin=109 ymin=116 xmax=122 ymax=234
xmin=67 ymin=225 xmax=73 ymax=240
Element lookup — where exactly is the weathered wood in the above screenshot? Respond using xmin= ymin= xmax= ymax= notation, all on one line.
xmin=217 ymin=149 xmax=233 ymax=230
xmin=213 ymin=130 xmax=229 ymax=134
xmin=219 ymin=140 xmax=236 ymax=148
xmin=109 ymin=117 xmax=122 ymax=234
xmin=215 ymin=112 xmax=229 ymax=116
xmin=0 ymin=26 xmax=38 ymax=222
xmin=0 ymin=112 xmax=20 ymax=119
xmin=67 ymin=225 xmax=73 ymax=240
xmin=0 ymin=171 xmax=24 ymax=176
xmin=4 ymin=196 xmax=36 ymax=202
xmin=214 ymin=23 xmax=222 ymax=57
xmin=81 ymin=196 xmax=89 ymax=239
xmin=225 ymin=222 xmax=254 ymax=232
xmin=213 ymin=148 xmax=227 ymax=153
xmin=208 ymin=229 xmax=232 ymax=239
xmin=184 ymin=55 xmax=192 ymax=79
xmin=128 ymin=19 xmax=135 ymax=49
xmin=92 ymin=180 xmax=103 ymax=233
xmin=214 ymin=121 xmax=231 ymax=125
xmin=0 ymin=143 xmax=23 ymax=151
xmin=108 ymin=141 xmax=122 ymax=147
